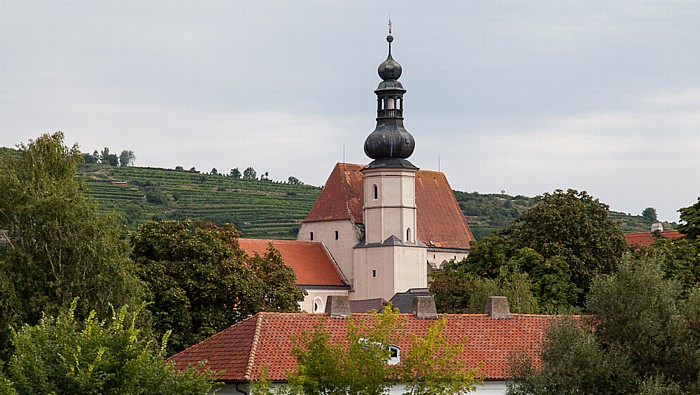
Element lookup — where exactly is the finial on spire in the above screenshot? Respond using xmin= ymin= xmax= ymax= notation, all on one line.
xmin=388 ymin=16 xmax=392 ymax=34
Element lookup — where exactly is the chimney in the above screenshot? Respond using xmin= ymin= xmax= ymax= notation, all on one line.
xmin=650 ymin=222 xmax=664 ymax=233
xmin=325 ymin=295 xmax=351 ymax=318
xmin=485 ymin=296 xmax=512 ymax=319
xmin=412 ymin=296 xmax=438 ymax=319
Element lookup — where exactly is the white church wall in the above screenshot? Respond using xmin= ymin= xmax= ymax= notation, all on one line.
xmin=299 ymin=288 xmax=349 ymax=313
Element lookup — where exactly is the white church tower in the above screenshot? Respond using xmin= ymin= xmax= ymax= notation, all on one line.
xmin=352 ymin=29 xmax=428 ymax=301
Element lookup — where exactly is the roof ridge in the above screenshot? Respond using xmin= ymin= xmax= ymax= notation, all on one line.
xmin=244 ymin=314 xmax=264 ymax=381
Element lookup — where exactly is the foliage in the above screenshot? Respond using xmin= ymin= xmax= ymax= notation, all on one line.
xmin=287 ymin=176 xmax=303 ymax=185
xmin=100 ymin=147 xmax=119 ymax=166
xmin=507 ymin=257 xmax=700 ymax=394
xmin=284 ymin=305 xmax=480 ymax=395
xmin=642 ymin=207 xmax=658 ymax=223
xmin=0 ymin=132 xmax=144 ymax=359
xmin=3 ymin=300 xmax=216 ymax=395
xmin=433 ymin=189 xmax=626 ymax=313
xmin=131 ymin=219 xmax=305 ymax=354
xmin=119 ymin=150 xmax=135 ymax=167
xmin=230 ymin=168 xmax=241 ymax=179
xmin=678 ymin=197 xmax=700 ymax=239
xmin=243 ymin=167 xmax=257 ymax=180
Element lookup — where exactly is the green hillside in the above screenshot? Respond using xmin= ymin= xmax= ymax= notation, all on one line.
xmin=77 ymin=164 xmax=321 ymax=239
xmin=74 ymin=163 xmax=663 ymax=240
xmin=2 ymin=145 xmax=663 ymax=239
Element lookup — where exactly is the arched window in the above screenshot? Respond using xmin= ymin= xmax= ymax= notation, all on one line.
xmin=373 ymin=185 xmax=378 ymax=200
xmin=406 ymin=228 xmax=412 ymax=243
xmin=313 ymin=297 xmax=324 ymax=313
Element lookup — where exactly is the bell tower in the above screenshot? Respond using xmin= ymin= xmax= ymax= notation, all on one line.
xmin=353 ymin=26 xmax=427 ymax=301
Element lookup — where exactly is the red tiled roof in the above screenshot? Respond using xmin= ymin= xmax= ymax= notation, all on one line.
xmin=624 ymin=231 xmax=683 ymax=247
xmin=238 ymin=239 xmax=348 ymax=288
xmin=168 ymin=312 xmax=555 ymax=381
xmin=303 ymin=163 xmax=474 ymax=250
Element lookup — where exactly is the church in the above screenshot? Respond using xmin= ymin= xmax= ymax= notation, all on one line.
xmin=240 ymin=31 xmax=474 ymax=312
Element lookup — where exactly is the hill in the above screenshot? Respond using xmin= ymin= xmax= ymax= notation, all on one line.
xmin=2 ymin=146 xmax=663 ymax=240
xmin=74 ymin=163 xmax=664 ymax=240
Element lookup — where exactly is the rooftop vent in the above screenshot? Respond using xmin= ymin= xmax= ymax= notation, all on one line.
xmin=485 ymin=296 xmax=512 ymax=319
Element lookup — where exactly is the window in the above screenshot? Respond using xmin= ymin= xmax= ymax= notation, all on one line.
xmin=310 ymin=232 xmax=314 ymax=241
xmin=372 ymin=270 xmax=376 ymax=278
xmin=406 ymin=228 xmax=411 ymax=243
xmin=335 ymin=230 xmax=339 ymax=240
xmin=313 ymin=297 xmax=324 ymax=313
xmin=373 ymin=184 xmax=378 ymax=199
xmin=388 ymin=346 xmax=401 ymax=365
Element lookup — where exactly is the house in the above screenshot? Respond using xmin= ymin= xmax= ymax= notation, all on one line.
xmin=168 ymin=296 xmax=554 ymax=395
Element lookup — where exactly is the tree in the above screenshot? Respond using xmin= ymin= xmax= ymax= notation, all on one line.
xmin=273 ymin=305 xmax=481 ymax=395
xmin=230 ymin=168 xmax=241 ymax=179
xmin=642 ymin=207 xmax=658 ymax=224
xmin=2 ymin=300 xmax=216 ymax=394
xmin=507 ymin=257 xmax=700 ymax=394
xmin=243 ymin=167 xmax=257 ymax=180
xmin=210 ymin=167 xmax=218 ymax=175
xmin=118 ymin=150 xmax=135 ymax=167
xmin=0 ymin=132 xmax=144 ymax=359
xmin=678 ymin=197 xmax=700 ymax=239
xmin=81 ymin=152 xmax=97 ymax=164
xmin=287 ymin=176 xmax=303 ymax=185
xmin=131 ymin=220 xmax=305 ymax=354
xmin=100 ymin=147 xmax=119 ymax=166
xmin=432 ymin=189 xmax=626 ymax=313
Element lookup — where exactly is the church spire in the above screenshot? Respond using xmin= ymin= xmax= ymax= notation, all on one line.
xmin=363 ymin=28 xmax=416 ymax=169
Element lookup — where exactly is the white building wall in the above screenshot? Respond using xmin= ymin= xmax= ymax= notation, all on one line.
xmin=216 ymin=380 xmax=508 ymax=395
xmin=299 ymin=288 xmax=349 ymax=313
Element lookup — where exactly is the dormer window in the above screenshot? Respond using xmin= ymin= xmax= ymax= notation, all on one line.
xmin=388 ymin=346 xmax=401 ymax=365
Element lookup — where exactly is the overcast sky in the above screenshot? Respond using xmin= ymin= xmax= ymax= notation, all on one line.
xmin=2 ymin=1 xmax=699 ymax=222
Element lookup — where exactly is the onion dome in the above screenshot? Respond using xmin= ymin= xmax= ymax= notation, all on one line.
xmin=363 ymin=32 xmax=416 ymax=169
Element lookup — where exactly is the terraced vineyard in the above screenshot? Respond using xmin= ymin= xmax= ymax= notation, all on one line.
xmin=77 ymin=164 xmax=321 ymax=239
xmin=75 ymin=163 xmax=661 ymax=240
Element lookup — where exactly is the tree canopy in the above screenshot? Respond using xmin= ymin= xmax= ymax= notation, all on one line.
xmin=130 ymin=219 xmax=305 ymax=354
xmin=0 ymin=300 xmax=215 ymax=395
xmin=0 ymin=132 xmax=144 ymax=359
xmin=507 ymin=257 xmax=700 ymax=394
xmin=432 ymin=189 xmax=627 ymax=313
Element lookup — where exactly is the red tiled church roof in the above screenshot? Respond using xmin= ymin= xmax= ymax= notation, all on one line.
xmin=238 ymin=239 xmax=348 ymax=288
xmin=303 ymin=163 xmax=474 ymax=250
xmin=168 ymin=312 xmax=554 ymax=381
xmin=624 ymin=230 xmax=683 ymax=247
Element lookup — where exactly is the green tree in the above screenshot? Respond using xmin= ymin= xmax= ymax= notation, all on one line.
xmin=100 ymin=147 xmax=119 ymax=166
xmin=210 ymin=168 xmax=218 ymax=175
xmin=278 ymin=305 xmax=481 ymax=395
xmin=678 ymin=197 xmax=700 ymax=239
xmin=287 ymin=176 xmax=303 ymax=185
xmin=0 ymin=132 xmax=144 ymax=359
xmin=230 ymin=168 xmax=241 ymax=179
xmin=508 ymin=257 xmax=700 ymax=394
xmin=432 ymin=189 xmax=626 ymax=313
xmin=131 ymin=220 xmax=304 ymax=354
xmin=3 ymin=300 xmax=216 ymax=394
xmin=118 ymin=150 xmax=135 ymax=167
xmin=642 ymin=207 xmax=658 ymax=224
xmin=243 ymin=167 xmax=257 ymax=180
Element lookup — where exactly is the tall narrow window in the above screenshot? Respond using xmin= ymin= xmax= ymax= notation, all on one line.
xmin=406 ymin=228 xmax=412 ymax=243
xmin=372 ymin=270 xmax=376 ymax=278
xmin=310 ymin=232 xmax=314 ymax=241
xmin=335 ymin=230 xmax=339 ymax=240
xmin=373 ymin=185 xmax=378 ymax=200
